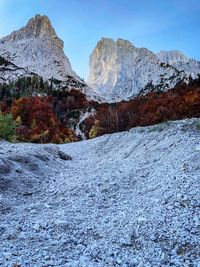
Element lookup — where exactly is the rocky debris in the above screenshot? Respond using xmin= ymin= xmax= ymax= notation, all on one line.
xmin=0 ymin=119 xmax=199 ymax=266
xmin=87 ymin=38 xmax=200 ymax=102
xmin=57 ymin=150 xmax=72 ymax=160
xmin=44 ymin=146 xmax=72 ymax=160
xmin=0 ymin=159 xmax=11 ymax=174
xmin=0 ymin=142 xmax=72 ymax=196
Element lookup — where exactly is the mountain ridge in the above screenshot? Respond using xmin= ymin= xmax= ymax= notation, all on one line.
xmin=0 ymin=14 xmax=83 ymax=83
xmin=87 ymin=37 xmax=200 ymax=102
xmin=157 ymin=50 xmax=200 ymax=79
xmin=0 ymin=14 xmax=200 ymax=103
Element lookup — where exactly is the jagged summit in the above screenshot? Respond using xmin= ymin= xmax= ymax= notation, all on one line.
xmin=2 ymin=14 xmax=58 ymax=41
xmin=157 ymin=50 xmax=200 ymax=79
xmin=0 ymin=14 xmax=82 ymax=82
xmin=157 ymin=50 xmax=188 ymax=64
xmin=0 ymin=14 xmax=64 ymax=51
xmin=26 ymin=14 xmax=57 ymax=37
xmin=1 ymin=15 xmax=200 ymax=102
xmin=95 ymin=37 xmax=135 ymax=52
xmin=88 ymin=37 xmax=200 ymax=102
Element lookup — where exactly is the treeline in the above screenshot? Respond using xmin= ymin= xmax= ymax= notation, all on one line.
xmin=91 ymin=77 xmax=200 ymax=136
xmin=1 ymin=76 xmax=200 ymax=143
xmin=0 ymin=75 xmax=51 ymax=99
xmin=0 ymin=89 xmax=91 ymax=143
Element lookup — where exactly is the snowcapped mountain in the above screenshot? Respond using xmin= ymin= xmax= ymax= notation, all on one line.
xmin=87 ymin=38 xmax=200 ymax=102
xmin=0 ymin=14 xmax=85 ymax=88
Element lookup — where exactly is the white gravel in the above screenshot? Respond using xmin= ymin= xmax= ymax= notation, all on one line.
xmin=0 ymin=118 xmax=200 ymax=266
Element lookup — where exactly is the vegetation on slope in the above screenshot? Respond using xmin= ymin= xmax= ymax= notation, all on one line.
xmin=0 ymin=112 xmax=16 ymax=141
xmin=0 ymin=88 xmax=92 ymax=143
xmin=91 ymin=77 xmax=200 ymax=137
xmin=0 ymin=77 xmax=200 ymax=143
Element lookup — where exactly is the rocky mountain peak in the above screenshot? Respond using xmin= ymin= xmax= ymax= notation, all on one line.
xmin=96 ymin=38 xmax=135 ymax=51
xmin=87 ymin=37 xmax=198 ymax=102
xmin=157 ymin=50 xmax=200 ymax=79
xmin=157 ymin=50 xmax=188 ymax=64
xmin=116 ymin=38 xmax=135 ymax=49
xmin=26 ymin=14 xmax=58 ymax=39
xmin=0 ymin=14 xmax=82 ymax=82
xmin=94 ymin=38 xmax=115 ymax=51
xmin=1 ymin=14 xmax=63 ymax=49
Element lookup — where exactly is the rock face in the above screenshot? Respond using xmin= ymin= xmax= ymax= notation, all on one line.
xmin=1 ymin=16 xmax=200 ymax=102
xmin=157 ymin=50 xmax=200 ymax=79
xmin=87 ymin=38 xmax=200 ymax=102
xmin=0 ymin=14 xmax=81 ymax=82
xmin=0 ymin=55 xmax=28 ymax=83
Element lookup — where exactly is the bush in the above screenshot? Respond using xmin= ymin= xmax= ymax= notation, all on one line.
xmin=0 ymin=113 xmax=16 ymax=141
xmin=89 ymin=120 xmax=100 ymax=139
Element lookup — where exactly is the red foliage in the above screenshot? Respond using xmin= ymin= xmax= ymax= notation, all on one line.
xmin=95 ymin=78 xmax=200 ymax=135
xmin=0 ymin=98 xmax=13 ymax=113
xmin=1 ymin=78 xmax=200 ymax=142
xmin=83 ymin=115 xmax=95 ymax=138
xmin=0 ymin=89 xmax=91 ymax=143
xmin=11 ymin=96 xmax=76 ymax=143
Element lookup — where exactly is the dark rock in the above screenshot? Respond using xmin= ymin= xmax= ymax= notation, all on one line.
xmin=0 ymin=178 xmax=12 ymax=191
xmin=58 ymin=150 xmax=72 ymax=160
xmin=8 ymin=155 xmax=38 ymax=171
xmin=22 ymin=192 xmax=33 ymax=197
xmin=0 ymin=203 xmax=11 ymax=215
xmin=33 ymin=153 xmax=49 ymax=162
xmin=0 ymin=159 xmax=11 ymax=174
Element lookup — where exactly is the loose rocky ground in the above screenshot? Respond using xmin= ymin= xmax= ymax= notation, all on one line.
xmin=0 ymin=119 xmax=200 ymax=267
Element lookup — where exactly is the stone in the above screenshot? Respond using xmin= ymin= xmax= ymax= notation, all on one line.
xmin=57 ymin=150 xmax=72 ymax=160
xmin=0 ymin=159 xmax=11 ymax=174
xmin=33 ymin=224 xmax=40 ymax=231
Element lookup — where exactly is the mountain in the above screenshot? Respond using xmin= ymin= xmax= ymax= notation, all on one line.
xmin=0 ymin=55 xmax=30 ymax=83
xmin=1 ymin=16 xmax=200 ymax=103
xmin=87 ymin=38 xmax=200 ymax=102
xmin=157 ymin=50 xmax=200 ymax=79
xmin=0 ymin=14 xmax=85 ymax=89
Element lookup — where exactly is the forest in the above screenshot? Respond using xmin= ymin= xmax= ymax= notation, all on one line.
xmin=0 ymin=76 xmax=200 ymax=143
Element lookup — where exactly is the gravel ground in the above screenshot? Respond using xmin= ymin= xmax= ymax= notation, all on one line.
xmin=0 ymin=118 xmax=200 ymax=267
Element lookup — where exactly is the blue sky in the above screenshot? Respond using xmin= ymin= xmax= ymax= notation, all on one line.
xmin=0 ymin=0 xmax=200 ymax=79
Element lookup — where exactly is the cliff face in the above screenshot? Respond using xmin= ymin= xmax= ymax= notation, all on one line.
xmin=0 ymin=55 xmax=29 ymax=83
xmin=87 ymin=38 xmax=200 ymax=102
xmin=1 ymin=15 xmax=200 ymax=103
xmin=0 ymin=14 xmax=81 ymax=82
xmin=157 ymin=50 xmax=200 ymax=79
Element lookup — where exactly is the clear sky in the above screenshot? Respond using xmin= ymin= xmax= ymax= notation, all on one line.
xmin=0 ymin=0 xmax=199 ymax=79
